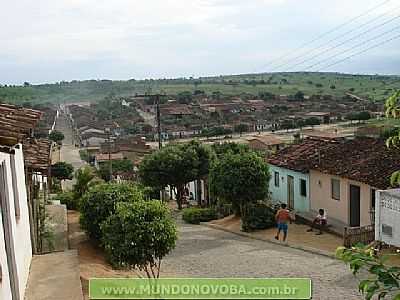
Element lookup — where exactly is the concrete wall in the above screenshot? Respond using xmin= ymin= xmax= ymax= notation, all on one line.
xmin=310 ymin=170 xmax=374 ymax=227
xmin=269 ymin=165 xmax=310 ymax=212
xmin=0 ymin=145 xmax=33 ymax=300
xmin=375 ymin=189 xmax=400 ymax=247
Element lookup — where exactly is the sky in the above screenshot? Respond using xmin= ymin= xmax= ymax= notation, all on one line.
xmin=1 ymin=0 xmax=400 ymax=84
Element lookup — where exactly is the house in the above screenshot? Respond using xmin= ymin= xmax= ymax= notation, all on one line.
xmin=246 ymin=135 xmax=285 ymax=153
xmin=0 ymin=104 xmax=43 ymax=300
xmin=309 ymin=137 xmax=400 ymax=228
xmin=269 ymin=136 xmax=400 ymax=229
xmin=94 ymin=152 xmax=124 ymax=169
xmin=303 ymin=112 xmax=331 ymax=124
xmin=80 ymin=132 xmax=108 ymax=147
xmin=267 ymin=138 xmax=332 ymax=212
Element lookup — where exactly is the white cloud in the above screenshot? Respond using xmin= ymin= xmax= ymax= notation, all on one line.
xmin=1 ymin=0 xmax=399 ymax=83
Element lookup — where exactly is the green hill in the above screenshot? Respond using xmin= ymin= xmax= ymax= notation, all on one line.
xmin=1 ymin=72 xmax=399 ymax=105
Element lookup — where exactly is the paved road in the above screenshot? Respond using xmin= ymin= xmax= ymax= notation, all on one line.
xmin=162 ymin=222 xmax=362 ymax=300
xmin=55 ymin=112 xmax=86 ymax=190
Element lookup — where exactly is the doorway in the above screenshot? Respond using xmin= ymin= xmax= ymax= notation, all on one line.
xmin=287 ymin=175 xmax=294 ymax=210
xmin=349 ymin=184 xmax=361 ymax=227
xmin=0 ymin=161 xmax=20 ymax=300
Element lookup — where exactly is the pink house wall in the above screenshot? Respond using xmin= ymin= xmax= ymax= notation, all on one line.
xmin=310 ymin=170 xmax=375 ymax=227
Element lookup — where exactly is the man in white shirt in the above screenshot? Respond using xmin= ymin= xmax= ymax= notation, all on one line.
xmin=307 ymin=209 xmax=327 ymax=235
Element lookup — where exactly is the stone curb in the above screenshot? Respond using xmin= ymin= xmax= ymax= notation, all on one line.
xmin=203 ymin=223 xmax=336 ymax=259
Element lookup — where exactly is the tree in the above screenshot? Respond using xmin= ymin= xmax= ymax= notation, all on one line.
xmin=176 ymin=91 xmax=193 ymax=104
xmin=210 ymin=151 xmax=270 ymax=216
xmin=293 ymin=91 xmax=305 ymax=101
xmin=281 ymin=119 xmax=295 ymax=132
xmin=101 ymin=201 xmax=177 ymax=278
xmin=211 ymin=142 xmax=250 ymax=157
xmin=49 ymin=130 xmax=65 ymax=144
xmin=51 ymin=162 xmax=74 ymax=181
xmin=258 ymin=91 xmax=275 ymax=101
xmin=72 ymin=166 xmax=103 ymax=201
xmin=99 ymin=159 xmax=133 ymax=181
xmin=80 ymin=183 xmax=144 ymax=240
xmin=234 ymin=123 xmax=249 ymax=136
xmin=336 ymin=245 xmax=400 ymax=300
xmin=358 ymin=111 xmax=372 ymax=122
xmin=139 ymin=141 xmax=213 ymax=209
xmin=385 ymin=90 xmax=400 ymax=186
xmin=305 ymin=117 xmax=321 ymax=127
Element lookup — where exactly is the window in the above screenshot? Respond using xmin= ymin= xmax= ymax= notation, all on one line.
xmin=331 ymin=178 xmax=340 ymax=200
xmin=274 ymin=172 xmax=280 ymax=187
xmin=371 ymin=188 xmax=376 ymax=210
xmin=10 ymin=155 xmax=20 ymax=219
xmin=300 ymin=179 xmax=307 ymax=197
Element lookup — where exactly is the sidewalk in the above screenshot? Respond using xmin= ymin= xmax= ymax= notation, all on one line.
xmin=25 ymin=250 xmax=84 ymax=300
xmin=208 ymin=216 xmax=343 ymax=257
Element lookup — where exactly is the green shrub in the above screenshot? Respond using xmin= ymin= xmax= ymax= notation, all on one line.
xmin=241 ymin=202 xmax=276 ymax=232
xmin=80 ymin=183 xmax=144 ymax=240
xmin=182 ymin=207 xmax=218 ymax=224
xmin=54 ymin=192 xmax=79 ymax=210
xmin=101 ymin=201 xmax=177 ymax=276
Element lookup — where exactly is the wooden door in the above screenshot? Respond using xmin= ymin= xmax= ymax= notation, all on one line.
xmin=287 ymin=175 xmax=294 ymax=210
xmin=0 ymin=161 xmax=20 ymax=300
xmin=349 ymin=184 xmax=361 ymax=227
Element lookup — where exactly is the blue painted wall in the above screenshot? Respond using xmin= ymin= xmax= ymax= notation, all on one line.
xmin=268 ymin=165 xmax=310 ymax=212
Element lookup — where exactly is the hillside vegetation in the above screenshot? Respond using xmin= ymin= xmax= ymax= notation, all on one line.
xmin=1 ymin=72 xmax=399 ymax=105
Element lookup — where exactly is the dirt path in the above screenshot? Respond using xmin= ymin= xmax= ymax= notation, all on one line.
xmin=67 ymin=211 xmax=136 ymax=300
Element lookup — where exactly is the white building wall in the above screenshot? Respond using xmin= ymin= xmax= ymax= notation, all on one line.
xmin=375 ymin=189 xmax=400 ymax=247
xmin=0 ymin=145 xmax=33 ymax=300
xmin=0 ymin=211 xmax=12 ymax=300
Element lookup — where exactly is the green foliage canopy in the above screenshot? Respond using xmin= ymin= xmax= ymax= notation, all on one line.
xmin=48 ymin=130 xmax=65 ymax=143
xmin=101 ymin=201 xmax=177 ymax=278
xmin=210 ymin=151 xmax=270 ymax=215
xmin=139 ymin=141 xmax=213 ymax=209
xmin=51 ymin=162 xmax=74 ymax=181
xmin=79 ymin=183 xmax=144 ymax=240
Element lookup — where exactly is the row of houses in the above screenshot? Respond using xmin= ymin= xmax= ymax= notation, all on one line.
xmin=0 ymin=104 xmax=51 ymax=300
xmin=267 ymin=136 xmax=400 ymax=234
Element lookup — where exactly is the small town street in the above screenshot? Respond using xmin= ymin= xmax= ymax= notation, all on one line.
xmin=161 ymin=219 xmax=361 ymax=300
xmin=57 ymin=110 xmax=362 ymax=300
xmin=55 ymin=111 xmax=86 ymax=190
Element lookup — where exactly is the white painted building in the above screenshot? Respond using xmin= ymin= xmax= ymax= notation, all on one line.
xmin=0 ymin=145 xmax=33 ymax=300
xmin=375 ymin=189 xmax=400 ymax=247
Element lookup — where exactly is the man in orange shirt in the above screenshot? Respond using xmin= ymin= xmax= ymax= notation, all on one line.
xmin=275 ymin=203 xmax=293 ymax=242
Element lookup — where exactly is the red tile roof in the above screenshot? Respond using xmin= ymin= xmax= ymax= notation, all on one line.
xmin=23 ymin=139 xmax=51 ymax=171
xmin=0 ymin=104 xmax=43 ymax=146
xmin=269 ymin=137 xmax=400 ymax=189
xmin=311 ymin=137 xmax=400 ymax=189
xmin=268 ymin=138 xmax=338 ymax=173
xmin=95 ymin=152 xmax=124 ymax=162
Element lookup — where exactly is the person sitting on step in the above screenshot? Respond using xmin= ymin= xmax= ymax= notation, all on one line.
xmin=307 ymin=209 xmax=327 ymax=235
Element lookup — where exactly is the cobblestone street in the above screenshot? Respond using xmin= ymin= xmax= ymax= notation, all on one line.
xmin=162 ymin=222 xmax=362 ymax=300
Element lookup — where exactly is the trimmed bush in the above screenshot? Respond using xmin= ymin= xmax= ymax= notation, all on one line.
xmin=80 ymin=183 xmax=144 ymax=240
xmin=101 ymin=201 xmax=177 ymax=275
xmin=241 ymin=202 xmax=276 ymax=232
xmin=54 ymin=192 xmax=79 ymax=210
xmin=182 ymin=207 xmax=219 ymax=224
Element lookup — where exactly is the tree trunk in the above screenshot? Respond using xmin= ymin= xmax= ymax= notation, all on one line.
xmin=177 ymin=185 xmax=183 ymax=210
xmin=196 ymin=179 xmax=202 ymax=207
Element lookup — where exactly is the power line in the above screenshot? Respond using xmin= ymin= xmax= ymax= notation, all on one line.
xmin=278 ymin=10 xmax=400 ymax=72
xmin=312 ymin=33 xmax=400 ymax=72
xmin=302 ymin=24 xmax=400 ymax=71
xmin=255 ymin=0 xmax=392 ymax=72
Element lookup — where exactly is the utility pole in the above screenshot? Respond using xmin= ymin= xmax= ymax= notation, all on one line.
xmin=155 ymin=94 xmax=162 ymax=149
xmin=106 ymin=127 xmax=113 ymax=181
